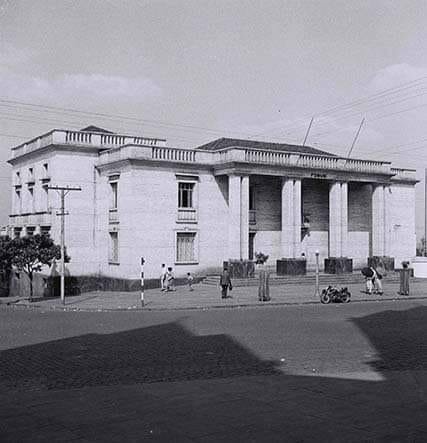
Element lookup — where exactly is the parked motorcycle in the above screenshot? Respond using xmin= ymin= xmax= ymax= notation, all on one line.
xmin=320 ymin=286 xmax=351 ymax=304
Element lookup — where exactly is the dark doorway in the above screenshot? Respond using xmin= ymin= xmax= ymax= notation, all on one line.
xmin=249 ymin=232 xmax=256 ymax=260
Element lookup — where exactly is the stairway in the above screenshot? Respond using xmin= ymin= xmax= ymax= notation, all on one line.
xmin=202 ymin=272 xmax=401 ymax=287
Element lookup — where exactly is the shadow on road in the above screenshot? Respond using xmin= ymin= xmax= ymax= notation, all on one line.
xmin=0 ymin=321 xmax=280 ymax=391
xmin=1 ymin=307 xmax=427 ymax=441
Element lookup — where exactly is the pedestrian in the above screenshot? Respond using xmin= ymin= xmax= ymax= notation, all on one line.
xmin=166 ymin=267 xmax=175 ymax=291
xmin=398 ymin=261 xmax=410 ymax=296
xmin=258 ymin=267 xmax=270 ymax=301
xmin=373 ymin=267 xmax=383 ymax=295
xmin=361 ymin=266 xmax=383 ymax=295
xmin=187 ymin=272 xmax=194 ymax=291
xmin=361 ymin=266 xmax=375 ymax=294
xmin=219 ymin=267 xmax=232 ymax=299
xmin=160 ymin=263 xmax=167 ymax=292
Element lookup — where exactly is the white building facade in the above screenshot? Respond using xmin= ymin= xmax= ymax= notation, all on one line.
xmin=8 ymin=127 xmax=417 ymax=282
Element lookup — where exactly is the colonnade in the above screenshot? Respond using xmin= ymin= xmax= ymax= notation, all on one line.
xmin=227 ymin=174 xmax=389 ymax=260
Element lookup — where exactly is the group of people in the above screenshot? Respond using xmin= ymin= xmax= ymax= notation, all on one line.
xmin=160 ymin=264 xmax=194 ymax=292
xmin=361 ymin=266 xmax=383 ymax=295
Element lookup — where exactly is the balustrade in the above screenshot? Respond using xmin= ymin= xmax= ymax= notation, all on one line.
xmin=245 ymin=149 xmax=291 ymax=165
xmin=10 ymin=128 xmax=399 ymax=178
xmin=152 ymin=147 xmax=196 ymax=162
xmin=177 ymin=208 xmax=197 ymax=222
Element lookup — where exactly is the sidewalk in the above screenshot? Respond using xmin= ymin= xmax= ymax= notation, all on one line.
xmin=6 ymin=278 xmax=427 ymax=311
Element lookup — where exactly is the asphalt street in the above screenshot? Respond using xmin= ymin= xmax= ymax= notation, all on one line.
xmin=1 ymin=300 xmax=427 ymax=441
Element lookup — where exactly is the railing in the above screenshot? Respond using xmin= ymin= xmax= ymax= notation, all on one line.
xmin=11 ymin=129 xmax=167 ymax=158
xmin=11 ymin=129 xmax=401 ymax=177
xmin=98 ymin=145 xmax=394 ymax=176
xmin=391 ymin=168 xmax=417 ymax=180
xmin=249 ymin=209 xmax=256 ymax=224
xmin=152 ymin=147 xmax=196 ymax=162
xmin=9 ymin=211 xmax=52 ymax=226
xmin=177 ymin=208 xmax=197 ymax=222
xmin=297 ymin=154 xmax=340 ymax=170
xmin=345 ymin=159 xmax=388 ymax=174
xmin=108 ymin=208 xmax=119 ymax=223
xmin=245 ymin=149 xmax=291 ymax=165
xmin=65 ymin=131 xmax=92 ymax=144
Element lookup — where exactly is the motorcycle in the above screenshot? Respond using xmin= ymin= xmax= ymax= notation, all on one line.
xmin=320 ymin=286 xmax=351 ymax=304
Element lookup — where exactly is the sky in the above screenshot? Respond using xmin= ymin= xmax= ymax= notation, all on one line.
xmin=1 ymin=0 xmax=427 ymax=239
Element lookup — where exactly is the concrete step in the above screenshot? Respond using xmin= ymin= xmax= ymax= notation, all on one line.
xmin=202 ymin=272 xmax=401 ymax=287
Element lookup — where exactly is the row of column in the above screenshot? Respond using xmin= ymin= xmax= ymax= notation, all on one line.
xmin=227 ymin=174 xmax=389 ymax=259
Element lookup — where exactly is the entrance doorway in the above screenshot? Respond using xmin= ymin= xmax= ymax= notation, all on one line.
xmin=249 ymin=232 xmax=256 ymax=260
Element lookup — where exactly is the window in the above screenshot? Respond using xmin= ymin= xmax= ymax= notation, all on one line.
xmin=109 ymin=231 xmax=119 ymax=263
xmin=40 ymin=226 xmax=51 ymax=237
xmin=15 ymin=189 xmax=21 ymax=214
xmin=176 ymin=232 xmax=197 ymax=263
xmin=13 ymin=227 xmax=22 ymax=239
xmin=178 ymin=182 xmax=194 ymax=208
xmin=110 ymin=181 xmax=118 ymax=209
xmin=26 ymin=226 xmax=35 ymax=237
xmin=28 ymin=186 xmax=35 ymax=212
xmin=43 ymin=163 xmax=48 ymax=172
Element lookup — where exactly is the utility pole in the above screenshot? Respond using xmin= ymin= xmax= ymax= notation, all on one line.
xmin=346 ymin=118 xmax=365 ymax=159
xmin=425 ymin=168 xmax=427 ymax=256
xmin=302 ymin=117 xmax=314 ymax=146
xmin=48 ymin=186 xmax=81 ymax=304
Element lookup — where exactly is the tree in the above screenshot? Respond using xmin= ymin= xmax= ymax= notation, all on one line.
xmin=0 ymin=236 xmax=14 ymax=296
xmin=11 ymin=234 xmax=68 ymax=301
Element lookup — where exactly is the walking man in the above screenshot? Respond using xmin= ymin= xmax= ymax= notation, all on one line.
xmin=219 ymin=268 xmax=232 ymax=299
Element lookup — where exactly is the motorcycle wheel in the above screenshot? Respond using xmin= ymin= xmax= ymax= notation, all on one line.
xmin=320 ymin=292 xmax=331 ymax=304
xmin=341 ymin=290 xmax=351 ymax=303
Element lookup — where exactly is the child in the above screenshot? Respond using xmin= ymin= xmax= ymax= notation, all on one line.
xmin=187 ymin=272 xmax=194 ymax=291
xmin=166 ymin=267 xmax=175 ymax=291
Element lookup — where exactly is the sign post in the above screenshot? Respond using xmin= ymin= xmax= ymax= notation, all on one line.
xmin=140 ymin=257 xmax=145 ymax=307
xmin=315 ymin=250 xmax=320 ymax=298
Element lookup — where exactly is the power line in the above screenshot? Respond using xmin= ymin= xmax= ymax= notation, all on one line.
xmin=0 ymin=98 xmax=262 ymax=139
xmin=250 ymin=76 xmax=427 ymax=138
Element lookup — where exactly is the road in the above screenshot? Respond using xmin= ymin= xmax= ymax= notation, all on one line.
xmin=1 ymin=301 xmax=427 ymax=441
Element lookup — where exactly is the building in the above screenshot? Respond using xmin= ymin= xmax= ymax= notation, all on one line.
xmin=8 ymin=126 xmax=417 ymax=283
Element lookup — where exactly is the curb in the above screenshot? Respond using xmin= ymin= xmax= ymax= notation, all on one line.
xmin=8 ymin=294 xmax=427 ymax=313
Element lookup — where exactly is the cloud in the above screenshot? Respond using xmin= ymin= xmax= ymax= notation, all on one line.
xmin=369 ymin=63 xmax=427 ymax=91
xmin=0 ymin=71 xmax=162 ymax=104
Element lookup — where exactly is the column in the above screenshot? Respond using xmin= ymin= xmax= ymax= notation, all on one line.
xmin=329 ymin=182 xmax=348 ymax=257
xmin=293 ymin=179 xmax=302 ymax=256
xmin=240 ymin=176 xmax=249 ymax=260
xmin=341 ymin=182 xmax=348 ymax=257
xmin=228 ymin=175 xmax=241 ymax=259
xmin=384 ymin=185 xmax=391 ymax=256
xmin=281 ymin=178 xmax=301 ymax=258
xmin=281 ymin=178 xmax=294 ymax=257
xmin=372 ymin=185 xmax=385 ymax=256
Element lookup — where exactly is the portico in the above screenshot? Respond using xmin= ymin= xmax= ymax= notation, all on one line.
xmin=221 ymin=167 xmax=409 ymax=273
